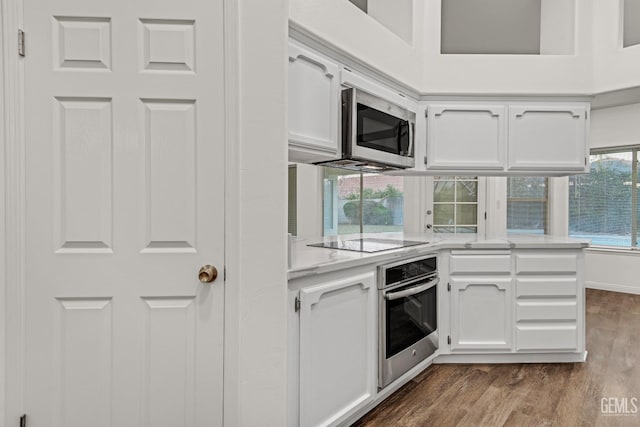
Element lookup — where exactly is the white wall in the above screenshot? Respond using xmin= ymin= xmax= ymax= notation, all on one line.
xmin=593 ymin=0 xmax=640 ymax=92
xmin=422 ymin=0 xmax=592 ymax=94
xmin=289 ymin=0 xmax=425 ymax=90
xmin=224 ymin=0 xmax=288 ymax=425
xmin=368 ymin=0 xmax=413 ymax=44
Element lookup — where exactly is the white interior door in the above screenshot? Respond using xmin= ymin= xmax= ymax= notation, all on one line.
xmin=23 ymin=0 xmax=225 ymax=426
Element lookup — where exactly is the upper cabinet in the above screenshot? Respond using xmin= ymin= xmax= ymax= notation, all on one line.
xmin=507 ymin=104 xmax=588 ymax=172
xmin=426 ymin=104 xmax=506 ymax=171
xmin=288 ymin=41 xmax=341 ymax=163
xmin=423 ymin=99 xmax=590 ymax=175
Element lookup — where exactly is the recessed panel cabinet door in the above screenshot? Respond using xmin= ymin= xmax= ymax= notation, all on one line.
xmin=288 ymin=42 xmax=341 ymax=163
xmin=23 ymin=1 xmax=225 ymax=426
xmin=450 ymin=278 xmax=513 ymax=351
xmin=299 ymin=272 xmax=376 ymax=427
xmin=426 ymin=104 xmax=506 ymax=171
xmin=507 ymin=105 xmax=589 ymax=172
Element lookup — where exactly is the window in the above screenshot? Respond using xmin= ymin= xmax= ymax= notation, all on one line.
xmin=322 ymin=167 xmax=404 ymax=236
xmin=569 ymin=150 xmax=639 ymax=247
xmin=432 ymin=176 xmax=479 ymax=233
xmin=624 ymin=0 xmax=640 ymax=48
xmin=507 ymin=177 xmax=548 ymax=234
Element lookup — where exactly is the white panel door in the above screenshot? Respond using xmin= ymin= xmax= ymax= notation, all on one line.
xmin=426 ymin=104 xmax=506 ymax=171
xmin=23 ymin=0 xmax=225 ymax=426
xmin=507 ymin=105 xmax=589 ymax=172
xmin=299 ymin=272 xmax=376 ymax=427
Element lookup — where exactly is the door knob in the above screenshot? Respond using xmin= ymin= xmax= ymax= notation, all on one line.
xmin=198 ymin=265 xmax=218 ymax=283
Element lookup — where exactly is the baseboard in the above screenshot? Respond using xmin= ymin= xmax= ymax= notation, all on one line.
xmin=434 ymin=351 xmax=587 ymax=364
xmin=586 ymin=281 xmax=640 ymax=295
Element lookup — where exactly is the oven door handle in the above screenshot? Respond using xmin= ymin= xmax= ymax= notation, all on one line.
xmin=384 ymin=277 xmax=439 ymax=301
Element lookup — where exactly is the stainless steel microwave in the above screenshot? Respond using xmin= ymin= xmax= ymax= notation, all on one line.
xmin=315 ymin=87 xmax=416 ymax=171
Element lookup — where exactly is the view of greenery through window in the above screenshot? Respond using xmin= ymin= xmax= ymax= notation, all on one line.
xmin=507 ymin=177 xmax=548 ymax=234
xmin=569 ymin=151 xmax=639 ymax=247
xmin=323 ymin=168 xmax=404 ymax=236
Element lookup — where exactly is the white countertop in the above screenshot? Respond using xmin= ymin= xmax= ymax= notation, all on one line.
xmin=288 ymin=232 xmax=590 ymax=280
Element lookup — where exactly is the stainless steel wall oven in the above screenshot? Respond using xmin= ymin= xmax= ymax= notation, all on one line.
xmin=378 ymin=255 xmax=439 ymax=389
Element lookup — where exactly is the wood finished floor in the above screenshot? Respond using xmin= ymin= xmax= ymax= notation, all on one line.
xmin=353 ymin=289 xmax=640 ymax=427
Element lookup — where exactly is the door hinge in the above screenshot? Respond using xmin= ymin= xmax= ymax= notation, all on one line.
xmin=585 ymin=157 xmax=588 ymax=166
xmin=18 ymin=29 xmax=25 ymax=57
xmin=484 ymin=211 xmax=487 ymax=220
xmin=447 ymin=336 xmax=451 ymax=345
xmin=447 ymin=282 xmax=451 ymax=291
xmin=19 ymin=414 xmax=26 ymax=427
xmin=424 ymin=156 xmax=428 ymax=165
xmin=294 ymin=296 xmax=301 ymax=313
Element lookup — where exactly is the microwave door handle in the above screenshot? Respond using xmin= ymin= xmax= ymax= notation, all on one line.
xmin=408 ymin=121 xmax=414 ymax=157
xmin=385 ymin=277 xmax=439 ymax=301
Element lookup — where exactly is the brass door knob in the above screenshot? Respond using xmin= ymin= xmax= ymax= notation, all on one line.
xmin=198 ymin=265 xmax=218 ymax=283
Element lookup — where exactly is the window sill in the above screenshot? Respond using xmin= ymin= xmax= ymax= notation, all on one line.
xmin=586 ymin=246 xmax=640 ymax=256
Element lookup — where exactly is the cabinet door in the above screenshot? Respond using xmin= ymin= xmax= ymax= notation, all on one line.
xmin=507 ymin=105 xmax=589 ymax=172
xmin=299 ymin=272 xmax=376 ymax=427
xmin=426 ymin=104 xmax=506 ymax=171
xmin=288 ymin=42 xmax=341 ymax=163
xmin=450 ymin=277 xmax=512 ymax=351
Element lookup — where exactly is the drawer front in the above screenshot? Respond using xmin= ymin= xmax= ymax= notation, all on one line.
xmin=515 ymin=254 xmax=577 ymax=274
xmin=516 ymin=301 xmax=577 ymax=321
xmin=516 ymin=325 xmax=578 ymax=351
xmin=450 ymin=255 xmax=511 ymax=274
xmin=516 ymin=278 xmax=577 ymax=297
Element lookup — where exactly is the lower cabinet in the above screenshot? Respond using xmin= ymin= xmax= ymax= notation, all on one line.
xmin=298 ymin=272 xmax=376 ymax=427
xmin=450 ymin=278 xmax=512 ymax=351
xmin=447 ymin=249 xmax=584 ymax=356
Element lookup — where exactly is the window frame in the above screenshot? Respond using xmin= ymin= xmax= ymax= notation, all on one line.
xmin=569 ymin=146 xmax=640 ymax=249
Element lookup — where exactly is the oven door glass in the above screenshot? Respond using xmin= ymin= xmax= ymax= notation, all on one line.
xmin=356 ymin=103 xmax=411 ymax=156
xmin=385 ymin=281 xmax=437 ymax=359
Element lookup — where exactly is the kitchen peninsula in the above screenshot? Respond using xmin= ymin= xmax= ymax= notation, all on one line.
xmin=288 ymin=233 xmax=588 ymax=427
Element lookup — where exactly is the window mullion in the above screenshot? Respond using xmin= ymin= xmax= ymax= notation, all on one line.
xmin=632 ymin=151 xmax=638 ymax=247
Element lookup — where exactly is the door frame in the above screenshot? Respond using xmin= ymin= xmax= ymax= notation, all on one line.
xmin=2 ymin=1 xmax=289 ymax=425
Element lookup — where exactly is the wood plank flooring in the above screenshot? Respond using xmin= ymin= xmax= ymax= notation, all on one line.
xmin=353 ymin=289 xmax=640 ymax=427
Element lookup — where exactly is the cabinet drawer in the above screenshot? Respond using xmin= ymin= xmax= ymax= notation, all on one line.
xmin=450 ymin=255 xmax=511 ymax=274
xmin=516 ymin=301 xmax=577 ymax=321
xmin=516 ymin=278 xmax=577 ymax=297
xmin=516 ymin=325 xmax=578 ymax=351
xmin=515 ymin=254 xmax=577 ymax=274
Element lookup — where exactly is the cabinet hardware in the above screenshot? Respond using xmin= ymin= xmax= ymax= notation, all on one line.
xmin=295 ymin=296 xmax=301 ymax=312
xmin=18 ymin=29 xmax=25 ymax=57
xmin=484 ymin=212 xmax=487 ymax=220
xmin=447 ymin=336 xmax=451 ymax=345
xmin=424 ymin=156 xmax=428 ymax=165
xmin=20 ymin=414 xmax=26 ymax=427
xmin=447 ymin=283 xmax=451 ymax=291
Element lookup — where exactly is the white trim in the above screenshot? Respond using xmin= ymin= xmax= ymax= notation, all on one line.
xmin=585 ymin=246 xmax=640 ymax=256
xmin=586 ymin=280 xmax=640 ymax=295
xmin=222 ymin=0 xmax=240 ymax=424
xmin=0 ymin=1 xmax=6 ymax=422
xmin=2 ymin=0 xmax=24 ymax=425
xmin=434 ymin=351 xmax=588 ymax=364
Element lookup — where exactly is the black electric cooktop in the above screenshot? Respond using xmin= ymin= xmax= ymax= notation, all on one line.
xmin=308 ymin=238 xmax=427 ymax=253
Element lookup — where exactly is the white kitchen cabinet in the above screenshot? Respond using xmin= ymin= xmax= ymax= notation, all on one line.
xmin=449 ymin=277 xmax=513 ymax=351
xmin=288 ymin=41 xmax=341 ymax=163
xmin=507 ymin=105 xmax=589 ymax=172
xmin=425 ymin=104 xmax=506 ymax=171
xmin=421 ymin=99 xmax=590 ymax=175
xmin=298 ymin=271 xmax=376 ymax=427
